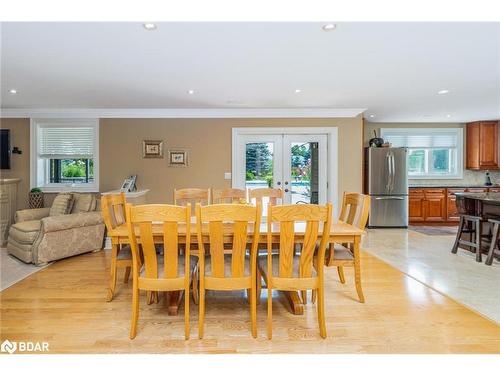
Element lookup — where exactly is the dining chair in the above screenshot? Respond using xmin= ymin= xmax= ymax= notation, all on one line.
xmin=126 ymin=203 xmax=193 ymax=340
xmin=320 ymin=192 xmax=370 ymax=303
xmin=212 ymin=188 xmax=247 ymax=204
xmin=248 ymin=187 xmax=283 ymax=207
xmin=174 ymin=188 xmax=211 ymax=208
xmin=258 ymin=203 xmax=332 ymax=339
xmin=196 ymin=203 xmax=261 ymax=338
xmin=101 ymin=192 xmax=133 ymax=302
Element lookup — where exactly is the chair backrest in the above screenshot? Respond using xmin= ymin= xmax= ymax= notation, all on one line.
xmin=248 ymin=188 xmax=283 ymax=207
xmin=126 ymin=204 xmax=191 ymax=280
xmin=212 ymin=188 xmax=247 ymax=204
xmin=338 ymin=192 xmax=371 ymax=230
xmin=196 ymin=203 xmax=261 ymax=278
xmin=268 ymin=203 xmax=332 ymax=279
xmin=174 ymin=188 xmax=211 ymax=206
xmin=101 ymin=192 xmax=127 ymax=232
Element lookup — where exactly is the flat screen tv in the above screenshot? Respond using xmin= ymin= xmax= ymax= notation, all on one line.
xmin=0 ymin=129 xmax=11 ymax=169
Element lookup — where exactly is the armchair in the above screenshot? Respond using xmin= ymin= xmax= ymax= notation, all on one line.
xmin=7 ymin=193 xmax=105 ymax=266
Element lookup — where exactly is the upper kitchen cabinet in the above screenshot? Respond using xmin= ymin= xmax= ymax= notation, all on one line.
xmin=466 ymin=121 xmax=500 ymax=170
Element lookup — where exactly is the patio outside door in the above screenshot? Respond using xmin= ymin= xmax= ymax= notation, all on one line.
xmin=233 ymin=132 xmax=328 ymax=206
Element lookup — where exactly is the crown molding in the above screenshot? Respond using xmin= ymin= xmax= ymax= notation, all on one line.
xmin=0 ymin=107 xmax=365 ymax=119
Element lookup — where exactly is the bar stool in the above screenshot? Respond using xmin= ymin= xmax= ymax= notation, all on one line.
xmin=451 ymin=214 xmax=484 ymax=262
xmin=486 ymin=219 xmax=500 ymax=265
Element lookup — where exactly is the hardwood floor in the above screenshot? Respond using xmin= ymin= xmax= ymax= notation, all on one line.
xmin=1 ymin=249 xmax=499 ymax=353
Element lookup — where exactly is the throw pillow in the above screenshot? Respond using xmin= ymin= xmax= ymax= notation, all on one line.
xmin=71 ymin=193 xmax=95 ymax=213
xmin=49 ymin=193 xmax=73 ymax=217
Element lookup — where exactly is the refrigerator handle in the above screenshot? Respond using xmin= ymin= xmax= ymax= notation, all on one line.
xmin=386 ymin=153 xmax=392 ymax=191
xmin=390 ymin=152 xmax=396 ymax=192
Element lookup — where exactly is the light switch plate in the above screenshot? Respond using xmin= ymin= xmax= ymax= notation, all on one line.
xmin=224 ymin=172 xmax=232 ymax=180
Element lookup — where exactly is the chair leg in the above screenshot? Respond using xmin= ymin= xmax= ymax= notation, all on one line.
xmin=337 ymin=266 xmax=346 ymax=284
xmin=475 ymin=219 xmax=482 ymax=262
xmin=198 ymin=282 xmax=205 ymax=339
xmin=123 ymin=266 xmax=131 ymax=284
xmin=146 ymin=291 xmax=153 ymax=305
xmin=486 ymin=222 xmax=499 ymax=266
xmin=317 ymin=286 xmax=327 ymax=339
xmin=353 ymin=238 xmax=365 ymax=303
xmin=311 ymin=289 xmax=317 ymax=304
xmin=130 ymin=284 xmax=139 ymax=339
xmin=107 ymin=243 xmax=118 ymax=302
xmin=184 ymin=285 xmax=190 ymax=340
xmin=301 ymin=290 xmax=308 ymax=305
xmin=192 ymin=266 xmax=199 ymax=305
xmin=267 ymin=285 xmax=273 ymax=340
xmin=250 ymin=283 xmax=257 ymax=338
xmin=256 ymin=269 xmax=262 ymax=305
xmin=452 ymin=216 xmax=465 ymax=254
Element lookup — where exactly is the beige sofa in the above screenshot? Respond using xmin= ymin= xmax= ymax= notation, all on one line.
xmin=7 ymin=193 xmax=105 ymax=266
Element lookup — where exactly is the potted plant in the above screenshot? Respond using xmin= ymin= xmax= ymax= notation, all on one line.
xmin=29 ymin=187 xmax=44 ymax=209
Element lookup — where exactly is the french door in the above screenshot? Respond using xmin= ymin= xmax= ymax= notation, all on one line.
xmin=233 ymin=132 xmax=328 ymax=206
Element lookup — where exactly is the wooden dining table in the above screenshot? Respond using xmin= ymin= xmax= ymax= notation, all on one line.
xmin=109 ymin=220 xmax=365 ymax=316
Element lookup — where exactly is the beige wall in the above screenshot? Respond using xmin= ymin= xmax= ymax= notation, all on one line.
xmin=100 ymin=116 xmax=364 ymax=204
xmin=0 ymin=116 xmax=363 ymax=209
xmin=0 ymin=118 xmax=30 ymax=209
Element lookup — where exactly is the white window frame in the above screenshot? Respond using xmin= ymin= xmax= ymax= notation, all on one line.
xmin=30 ymin=118 xmax=100 ymax=192
xmin=380 ymin=127 xmax=463 ymax=179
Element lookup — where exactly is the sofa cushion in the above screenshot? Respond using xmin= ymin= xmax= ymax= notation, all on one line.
xmin=9 ymin=220 xmax=41 ymax=244
xmin=71 ymin=193 xmax=95 ymax=213
xmin=49 ymin=193 xmax=73 ymax=217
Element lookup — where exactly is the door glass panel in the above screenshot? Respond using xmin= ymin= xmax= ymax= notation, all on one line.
xmin=290 ymin=142 xmax=319 ymax=204
xmin=246 ymin=142 xmax=275 ymax=213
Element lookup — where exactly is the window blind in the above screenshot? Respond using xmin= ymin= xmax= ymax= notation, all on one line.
xmin=38 ymin=126 xmax=95 ymax=158
xmin=381 ymin=129 xmax=459 ymax=148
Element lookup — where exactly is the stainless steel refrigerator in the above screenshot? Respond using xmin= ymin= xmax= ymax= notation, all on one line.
xmin=366 ymin=147 xmax=408 ymax=227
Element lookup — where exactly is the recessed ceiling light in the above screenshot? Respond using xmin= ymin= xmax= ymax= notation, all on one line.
xmin=369 ymin=114 xmax=376 ymax=118
xmin=9 ymin=89 xmax=17 ymax=94
xmin=322 ymin=24 xmax=336 ymax=31
xmin=143 ymin=23 xmax=157 ymax=30
xmin=187 ymin=89 xmax=195 ymax=95
xmin=294 ymin=89 xmax=302 ymax=94
xmin=437 ymin=89 xmax=450 ymax=95
xmin=446 ymin=114 xmax=452 ymax=118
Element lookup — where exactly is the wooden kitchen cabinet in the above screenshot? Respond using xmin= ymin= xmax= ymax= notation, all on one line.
xmin=409 ymin=189 xmax=426 ymax=222
xmin=408 ymin=188 xmax=447 ymax=223
xmin=410 ymin=186 xmax=500 ymax=224
xmin=423 ymin=189 xmax=447 ymax=222
xmin=466 ymin=121 xmax=500 ymax=170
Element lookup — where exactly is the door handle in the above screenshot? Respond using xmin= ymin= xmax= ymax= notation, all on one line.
xmin=374 ymin=196 xmax=404 ymax=200
xmin=390 ymin=153 xmax=396 ymax=191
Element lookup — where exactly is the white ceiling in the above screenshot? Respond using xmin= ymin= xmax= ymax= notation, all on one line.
xmin=1 ymin=22 xmax=499 ymax=122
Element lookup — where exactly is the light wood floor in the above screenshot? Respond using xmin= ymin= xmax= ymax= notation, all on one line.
xmin=1 ymin=249 xmax=499 ymax=354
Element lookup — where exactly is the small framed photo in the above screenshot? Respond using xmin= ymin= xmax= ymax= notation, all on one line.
xmin=142 ymin=140 xmax=163 ymax=158
xmin=168 ymin=149 xmax=189 ymax=167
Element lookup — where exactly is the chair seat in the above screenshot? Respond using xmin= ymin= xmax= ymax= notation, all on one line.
xmin=9 ymin=220 xmax=41 ymax=245
xmin=331 ymin=244 xmax=354 ymax=261
xmin=140 ymin=254 xmax=195 ymax=278
xmin=205 ymin=254 xmax=250 ymax=277
xmin=258 ymin=254 xmax=317 ymax=278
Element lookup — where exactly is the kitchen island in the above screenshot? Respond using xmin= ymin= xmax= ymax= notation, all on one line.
xmin=454 ymin=192 xmax=500 ymax=218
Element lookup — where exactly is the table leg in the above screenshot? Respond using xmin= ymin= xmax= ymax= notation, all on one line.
xmin=167 ymin=290 xmax=183 ymax=316
xmin=283 ymin=291 xmax=304 ymax=315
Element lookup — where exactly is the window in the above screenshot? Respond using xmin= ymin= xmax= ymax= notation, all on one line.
xmin=31 ymin=119 xmax=99 ymax=192
xmin=381 ymin=128 xmax=463 ymax=179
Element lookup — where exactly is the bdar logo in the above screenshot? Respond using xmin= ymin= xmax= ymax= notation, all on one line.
xmin=1 ymin=339 xmax=17 ymax=354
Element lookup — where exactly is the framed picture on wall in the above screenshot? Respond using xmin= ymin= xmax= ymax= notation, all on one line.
xmin=168 ymin=149 xmax=189 ymax=167
xmin=142 ymin=140 xmax=163 ymax=158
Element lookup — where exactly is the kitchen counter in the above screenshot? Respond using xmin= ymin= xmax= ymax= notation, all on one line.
xmin=409 ymin=185 xmax=498 ymax=188
xmin=454 ymin=192 xmax=500 ymax=204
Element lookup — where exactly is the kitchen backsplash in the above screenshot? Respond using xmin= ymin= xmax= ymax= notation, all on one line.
xmin=409 ymin=170 xmax=500 ymax=187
